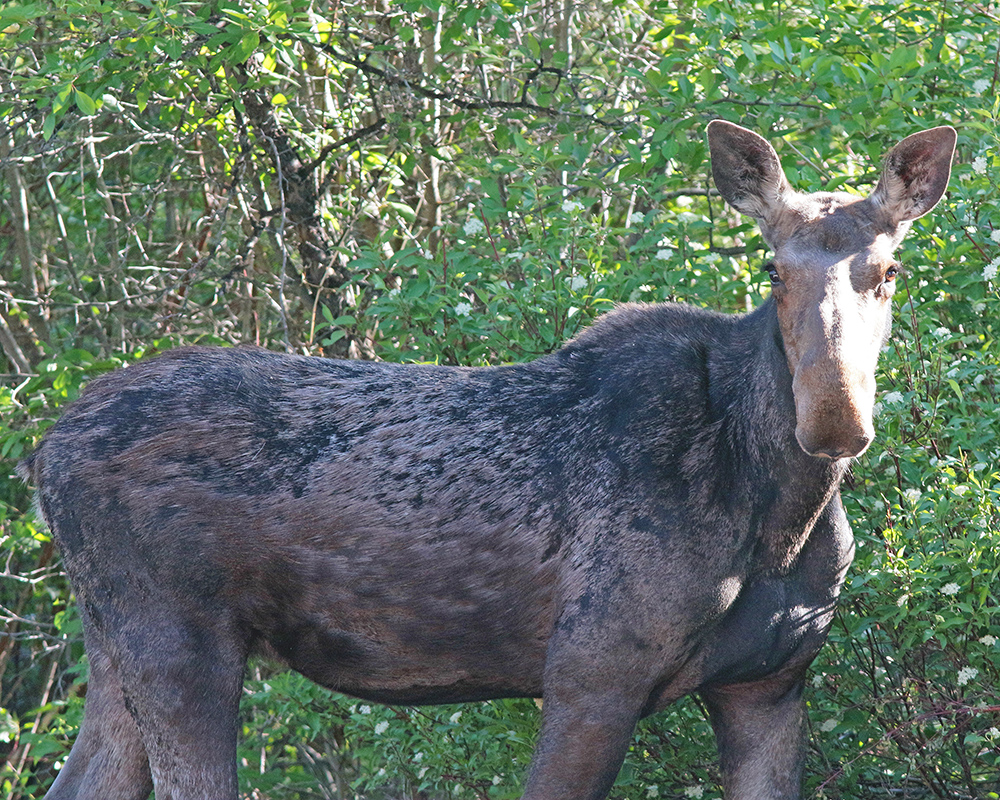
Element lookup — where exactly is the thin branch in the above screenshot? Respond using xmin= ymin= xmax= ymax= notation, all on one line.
xmin=0 ymin=308 xmax=32 ymax=374
xmin=300 ymin=35 xmax=626 ymax=129
xmin=303 ymin=117 xmax=387 ymax=177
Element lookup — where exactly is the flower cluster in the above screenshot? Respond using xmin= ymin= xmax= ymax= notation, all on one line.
xmin=957 ymin=666 xmax=979 ymax=686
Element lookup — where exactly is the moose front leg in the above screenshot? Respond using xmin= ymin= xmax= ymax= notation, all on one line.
xmin=701 ymin=672 xmax=807 ymax=800
xmin=521 ymin=683 xmax=647 ymax=800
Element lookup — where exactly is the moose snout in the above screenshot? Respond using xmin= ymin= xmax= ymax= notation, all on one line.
xmin=792 ymin=362 xmax=876 ymax=460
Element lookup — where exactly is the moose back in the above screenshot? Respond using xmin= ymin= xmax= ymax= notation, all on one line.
xmin=23 ymin=120 xmax=955 ymax=800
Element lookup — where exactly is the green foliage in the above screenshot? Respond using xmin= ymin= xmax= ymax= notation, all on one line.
xmin=1 ymin=0 xmax=998 ymax=797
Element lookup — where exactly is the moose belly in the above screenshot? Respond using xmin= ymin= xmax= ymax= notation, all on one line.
xmin=241 ymin=534 xmax=558 ymax=704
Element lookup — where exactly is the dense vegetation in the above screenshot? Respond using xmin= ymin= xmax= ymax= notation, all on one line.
xmin=1 ymin=0 xmax=998 ymax=797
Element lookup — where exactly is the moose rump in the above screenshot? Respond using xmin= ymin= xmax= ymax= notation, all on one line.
xmin=23 ymin=119 xmax=956 ymax=800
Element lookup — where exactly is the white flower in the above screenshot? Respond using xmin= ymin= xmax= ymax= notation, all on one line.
xmin=933 ymin=326 xmax=951 ymax=338
xmin=374 ymin=721 xmax=389 ymax=735
xmin=683 ymin=787 xmax=704 ymax=799
xmin=957 ymin=666 xmax=979 ymax=686
xmin=991 ymin=229 xmax=1000 ymax=244
xmin=941 ymin=582 xmax=961 ymax=596
xmin=454 ymin=302 xmax=472 ymax=316
xmin=985 ymin=259 xmax=1000 ymax=281
xmin=568 ymin=275 xmax=587 ymax=291
xmin=979 ymin=635 xmax=997 ymax=646
xmin=811 ymin=673 xmax=824 ymax=687
xmin=903 ymin=488 xmax=922 ymax=504
xmin=629 ymin=211 xmax=645 ymax=226
xmin=562 ymin=200 xmax=583 ymax=214
xmin=988 ymin=727 xmax=1000 ymax=738
xmin=883 ymin=391 xmax=904 ymax=405
xmin=463 ymin=217 xmax=485 ymax=236
xmin=449 ymin=711 xmax=463 ymax=724
xmin=492 ymin=775 xmax=503 ymax=786
xmin=359 ymin=705 xmax=372 ymax=715
xmin=973 ymin=78 xmax=990 ymax=95
xmin=819 ymin=719 xmax=838 ymax=732
xmin=897 ymin=593 xmax=909 ymax=607
xmin=655 ymin=249 xmax=671 ymax=260
xmin=972 ymin=156 xmax=988 ymax=175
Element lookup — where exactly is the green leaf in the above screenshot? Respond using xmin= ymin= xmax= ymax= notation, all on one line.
xmin=74 ymin=89 xmax=97 ymax=115
xmin=888 ymin=44 xmax=914 ymax=72
xmin=0 ymin=2 xmax=44 ymax=25
xmin=227 ymin=29 xmax=260 ymax=64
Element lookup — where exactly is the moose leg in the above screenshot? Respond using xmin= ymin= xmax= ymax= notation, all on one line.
xmin=43 ymin=643 xmax=152 ymax=800
xmin=110 ymin=615 xmax=247 ymax=800
xmin=521 ymin=679 xmax=648 ymax=800
xmin=701 ymin=673 xmax=807 ymax=800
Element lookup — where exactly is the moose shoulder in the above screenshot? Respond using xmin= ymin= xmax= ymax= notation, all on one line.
xmin=23 ymin=120 xmax=956 ymax=800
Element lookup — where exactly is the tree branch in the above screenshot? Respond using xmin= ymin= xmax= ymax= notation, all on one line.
xmin=300 ymin=35 xmax=626 ymax=129
xmin=303 ymin=117 xmax=387 ymax=178
xmin=0 ymin=307 xmax=32 ymax=375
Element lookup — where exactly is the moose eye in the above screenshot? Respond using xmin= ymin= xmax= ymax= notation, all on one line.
xmin=884 ymin=264 xmax=902 ymax=282
xmin=763 ymin=262 xmax=781 ymax=285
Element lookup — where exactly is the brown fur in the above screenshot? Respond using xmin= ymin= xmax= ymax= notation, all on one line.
xmin=23 ymin=121 xmax=955 ymax=800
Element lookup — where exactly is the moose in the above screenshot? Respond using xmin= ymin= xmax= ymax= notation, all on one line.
xmin=22 ymin=120 xmax=956 ymax=800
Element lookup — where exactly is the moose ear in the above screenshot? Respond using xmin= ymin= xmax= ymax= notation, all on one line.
xmin=869 ymin=126 xmax=957 ymax=226
xmin=707 ymin=120 xmax=791 ymax=225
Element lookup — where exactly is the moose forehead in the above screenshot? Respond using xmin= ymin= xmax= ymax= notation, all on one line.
xmin=773 ymin=192 xmax=899 ymax=270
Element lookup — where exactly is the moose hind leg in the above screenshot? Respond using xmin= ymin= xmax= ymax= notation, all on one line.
xmin=701 ymin=673 xmax=807 ymax=800
xmin=43 ymin=645 xmax=152 ymax=800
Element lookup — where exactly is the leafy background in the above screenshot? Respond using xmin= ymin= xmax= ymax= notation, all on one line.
xmin=1 ymin=0 xmax=998 ymax=797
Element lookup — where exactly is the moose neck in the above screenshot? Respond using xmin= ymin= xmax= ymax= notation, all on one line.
xmin=725 ymin=297 xmax=850 ymax=573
